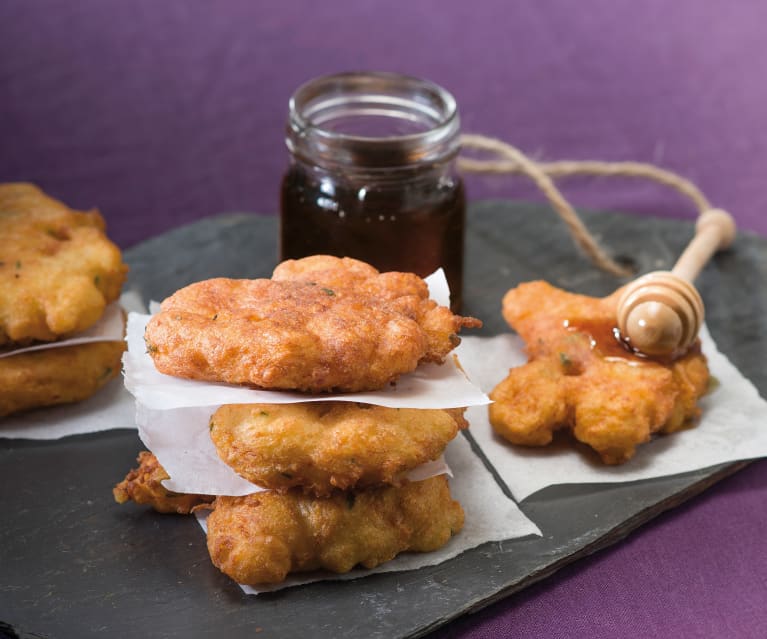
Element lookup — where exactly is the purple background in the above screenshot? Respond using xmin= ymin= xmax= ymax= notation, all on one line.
xmin=2 ymin=1 xmax=766 ymax=637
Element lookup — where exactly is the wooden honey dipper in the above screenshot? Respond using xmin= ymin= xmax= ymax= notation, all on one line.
xmin=615 ymin=209 xmax=736 ymax=357
xmin=456 ymin=134 xmax=737 ymax=356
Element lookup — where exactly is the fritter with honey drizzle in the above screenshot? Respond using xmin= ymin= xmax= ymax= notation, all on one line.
xmin=490 ymin=281 xmax=710 ymax=464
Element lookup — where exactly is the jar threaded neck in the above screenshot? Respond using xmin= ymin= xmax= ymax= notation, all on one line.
xmin=286 ymin=71 xmax=461 ymax=171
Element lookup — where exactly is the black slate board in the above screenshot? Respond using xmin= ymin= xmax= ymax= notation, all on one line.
xmin=1 ymin=201 xmax=765 ymax=639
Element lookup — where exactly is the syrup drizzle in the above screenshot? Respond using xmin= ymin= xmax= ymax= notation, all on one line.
xmin=562 ymin=318 xmax=684 ymax=365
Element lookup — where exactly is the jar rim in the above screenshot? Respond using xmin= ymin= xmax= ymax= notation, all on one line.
xmin=286 ymin=71 xmax=461 ymax=170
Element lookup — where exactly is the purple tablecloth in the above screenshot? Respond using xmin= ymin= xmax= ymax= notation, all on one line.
xmin=1 ymin=2 xmax=765 ymax=637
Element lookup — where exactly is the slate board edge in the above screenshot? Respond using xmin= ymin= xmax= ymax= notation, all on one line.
xmin=413 ymin=460 xmax=750 ymax=638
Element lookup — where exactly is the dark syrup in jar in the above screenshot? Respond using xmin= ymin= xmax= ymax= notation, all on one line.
xmin=280 ymin=165 xmax=465 ymax=311
xmin=280 ymin=72 xmax=466 ymax=311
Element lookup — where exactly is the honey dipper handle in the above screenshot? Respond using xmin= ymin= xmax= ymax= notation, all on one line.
xmin=616 ymin=209 xmax=735 ymax=357
xmin=672 ymin=209 xmax=736 ymax=282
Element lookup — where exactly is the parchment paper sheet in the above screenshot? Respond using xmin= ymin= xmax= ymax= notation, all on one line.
xmin=458 ymin=326 xmax=767 ymax=501
xmin=0 ymin=376 xmax=136 ymax=440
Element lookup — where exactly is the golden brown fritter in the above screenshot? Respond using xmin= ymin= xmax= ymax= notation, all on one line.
xmin=0 ymin=339 xmax=125 ymax=418
xmin=0 ymin=183 xmax=128 ymax=346
xmin=113 ymin=451 xmax=214 ymax=514
xmin=209 ymin=402 xmax=467 ymax=496
xmin=489 ymin=281 xmax=710 ymax=464
xmin=206 ymin=475 xmax=464 ymax=585
xmin=144 ymin=255 xmax=481 ymax=392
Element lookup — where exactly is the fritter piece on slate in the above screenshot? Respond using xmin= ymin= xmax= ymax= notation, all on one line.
xmin=144 ymin=255 xmax=480 ymax=392
xmin=206 ymin=475 xmax=464 ymax=585
xmin=0 ymin=183 xmax=127 ymax=346
xmin=0 ymin=339 xmax=125 ymax=418
xmin=490 ymin=281 xmax=710 ymax=464
xmin=209 ymin=402 xmax=466 ymax=496
xmin=113 ymin=451 xmax=214 ymax=514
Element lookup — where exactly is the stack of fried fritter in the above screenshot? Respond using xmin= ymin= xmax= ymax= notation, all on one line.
xmin=0 ymin=183 xmax=128 ymax=417
xmin=115 ymin=256 xmax=480 ymax=586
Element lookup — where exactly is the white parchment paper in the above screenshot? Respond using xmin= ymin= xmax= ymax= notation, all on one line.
xmin=0 ymin=376 xmax=136 ymax=439
xmin=194 ymin=433 xmax=542 ymax=594
xmin=458 ymin=326 xmax=767 ymax=501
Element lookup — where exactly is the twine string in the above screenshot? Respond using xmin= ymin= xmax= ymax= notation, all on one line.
xmin=458 ymin=133 xmax=713 ymax=277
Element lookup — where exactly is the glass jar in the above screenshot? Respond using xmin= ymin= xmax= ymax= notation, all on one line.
xmin=280 ymin=71 xmax=465 ymax=310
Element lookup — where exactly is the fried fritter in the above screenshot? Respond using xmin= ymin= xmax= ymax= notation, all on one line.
xmin=209 ymin=402 xmax=466 ymax=496
xmin=144 ymin=255 xmax=481 ymax=392
xmin=489 ymin=281 xmax=710 ymax=464
xmin=0 ymin=183 xmax=127 ymax=346
xmin=113 ymin=451 xmax=214 ymax=514
xmin=206 ymin=475 xmax=463 ymax=585
xmin=0 ymin=339 xmax=125 ymax=417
